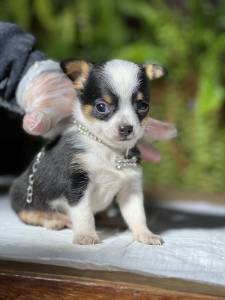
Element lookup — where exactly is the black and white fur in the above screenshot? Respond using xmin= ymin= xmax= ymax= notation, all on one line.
xmin=10 ymin=59 xmax=165 ymax=245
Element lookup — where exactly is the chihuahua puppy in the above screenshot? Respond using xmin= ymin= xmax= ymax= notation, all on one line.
xmin=10 ymin=59 xmax=165 ymax=245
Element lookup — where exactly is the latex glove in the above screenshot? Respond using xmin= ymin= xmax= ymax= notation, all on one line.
xmin=139 ymin=117 xmax=177 ymax=163
xmin=16 ymin=60 xmax=75 ymax=137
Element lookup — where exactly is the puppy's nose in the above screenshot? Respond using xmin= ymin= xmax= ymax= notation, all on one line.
xmin=119 ymin=125 xmax=133 ymax=137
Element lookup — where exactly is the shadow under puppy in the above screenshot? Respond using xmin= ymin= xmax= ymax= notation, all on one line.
xmin=10 ymin=59 xmax=166 ymax=245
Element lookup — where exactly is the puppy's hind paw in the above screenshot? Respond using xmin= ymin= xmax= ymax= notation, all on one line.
xmin=135 ymin=231 xmax=164 ymax=246
xmin=73 ymin=233 xmax=100 ymax=245
xmin=43 ymin=219 xmax=67 ymax=230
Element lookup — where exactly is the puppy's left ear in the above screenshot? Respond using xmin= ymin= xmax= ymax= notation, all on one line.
xmin=61 ymin=60 xmax=91 ymax=90
xmin=144 ymin=63 xmax=167 ymax=80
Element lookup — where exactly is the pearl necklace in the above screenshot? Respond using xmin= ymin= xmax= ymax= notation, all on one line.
xmin=73 ymin=120 xmax=138 ymax=170
xmin=73 ymin=120 xmax=103 ymax=144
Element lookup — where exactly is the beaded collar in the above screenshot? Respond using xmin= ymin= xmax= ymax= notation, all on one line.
xmin=73 ymin=120 xmax=138 ymax=170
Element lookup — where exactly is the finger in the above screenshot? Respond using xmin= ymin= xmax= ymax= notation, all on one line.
xmin=144 ymin=117 xmax=177 ymax=141
xmin=138 ymin=142 xmax=161 ymax=163
xmin=23 ymin=111 xmax=51 ymax=136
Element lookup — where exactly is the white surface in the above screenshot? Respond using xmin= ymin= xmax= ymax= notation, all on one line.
xmin=1 ymin=195 xmax=225 ymax=287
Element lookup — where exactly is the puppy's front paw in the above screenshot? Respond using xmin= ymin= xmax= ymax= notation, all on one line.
xmin=73 ymin=233 xmax=100 ymax=245
xmin=134 ymin=231 xmax=164 ymax=245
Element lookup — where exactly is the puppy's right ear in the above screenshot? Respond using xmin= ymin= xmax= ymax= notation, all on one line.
xmin=144 ymin=63 xmax=167 ymax=80
xmin=60 ymin=60 xmax=91 ymax=90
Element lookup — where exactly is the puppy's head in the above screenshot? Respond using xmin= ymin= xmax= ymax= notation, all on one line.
xmin=61 ymin=59 xmax=166 ymax=150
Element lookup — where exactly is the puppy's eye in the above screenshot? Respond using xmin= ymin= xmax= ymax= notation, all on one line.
xmin=136 ymin=101 xmax=149 ymax=113
xmin=95 ymin=101 xmax=110 ymax=114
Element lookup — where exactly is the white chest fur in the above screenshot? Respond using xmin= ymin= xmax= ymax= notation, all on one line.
xmin=80 ymin=137 xmax=142 ymax=213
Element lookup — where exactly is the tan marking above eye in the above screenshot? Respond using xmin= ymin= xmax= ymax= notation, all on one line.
xmin=103 ymin=95 xmax=112 ymax=104
xmin=81 ymin=104 xmax=96 ymax=122
xmin=137 ymin=92 xmax=144 ymax=101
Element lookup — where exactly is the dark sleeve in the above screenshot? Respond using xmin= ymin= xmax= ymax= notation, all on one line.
xmin=0 ymin=22 xmax=47 ymax=113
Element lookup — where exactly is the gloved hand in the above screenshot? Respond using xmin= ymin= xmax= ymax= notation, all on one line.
xmin=16 ymin=60 xmax=76 ymax=137
xmin=139 ymin=118 xmax=177 ymax=163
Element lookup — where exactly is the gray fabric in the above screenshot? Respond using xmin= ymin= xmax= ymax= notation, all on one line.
xmin=0 ymin=22 xmax=47 ymax=112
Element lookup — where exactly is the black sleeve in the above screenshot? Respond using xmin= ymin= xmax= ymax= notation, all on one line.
xmin=0 ymin=22 xmax=47 ymax=113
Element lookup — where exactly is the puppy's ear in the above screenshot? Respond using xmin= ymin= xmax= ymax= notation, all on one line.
xmin=61 ymin=60 xmax=91 ymax=90
xmin=144 ymin=63 xmax=167 ymax=80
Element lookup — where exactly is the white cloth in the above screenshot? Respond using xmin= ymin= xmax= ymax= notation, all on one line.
xmin=0 ymin=195 xmax=225 ymax=287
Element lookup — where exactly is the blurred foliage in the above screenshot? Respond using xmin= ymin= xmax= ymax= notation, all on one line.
xmin=1 ymin=0 xmax=225 ymax=194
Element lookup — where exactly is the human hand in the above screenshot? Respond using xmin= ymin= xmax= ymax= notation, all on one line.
xmin=17 ymin=61 xmax=76 ymax=137
xmin=139 ymin=117 xmax=177 ymax=163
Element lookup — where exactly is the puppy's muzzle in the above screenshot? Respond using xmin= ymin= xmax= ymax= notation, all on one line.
xmin=119 ymin=125 xmax=133 ymax=138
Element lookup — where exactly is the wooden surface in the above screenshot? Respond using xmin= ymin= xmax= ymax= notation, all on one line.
xmin=0 ymin=260 xmax=225 ymax=299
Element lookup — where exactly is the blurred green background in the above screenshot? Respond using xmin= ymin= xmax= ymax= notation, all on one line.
xmin=1 ymin=0 xmax=225 ymax=195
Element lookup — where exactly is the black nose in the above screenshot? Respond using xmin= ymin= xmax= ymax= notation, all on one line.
xmin=119 ymin=125 xmax=133 ymax=137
